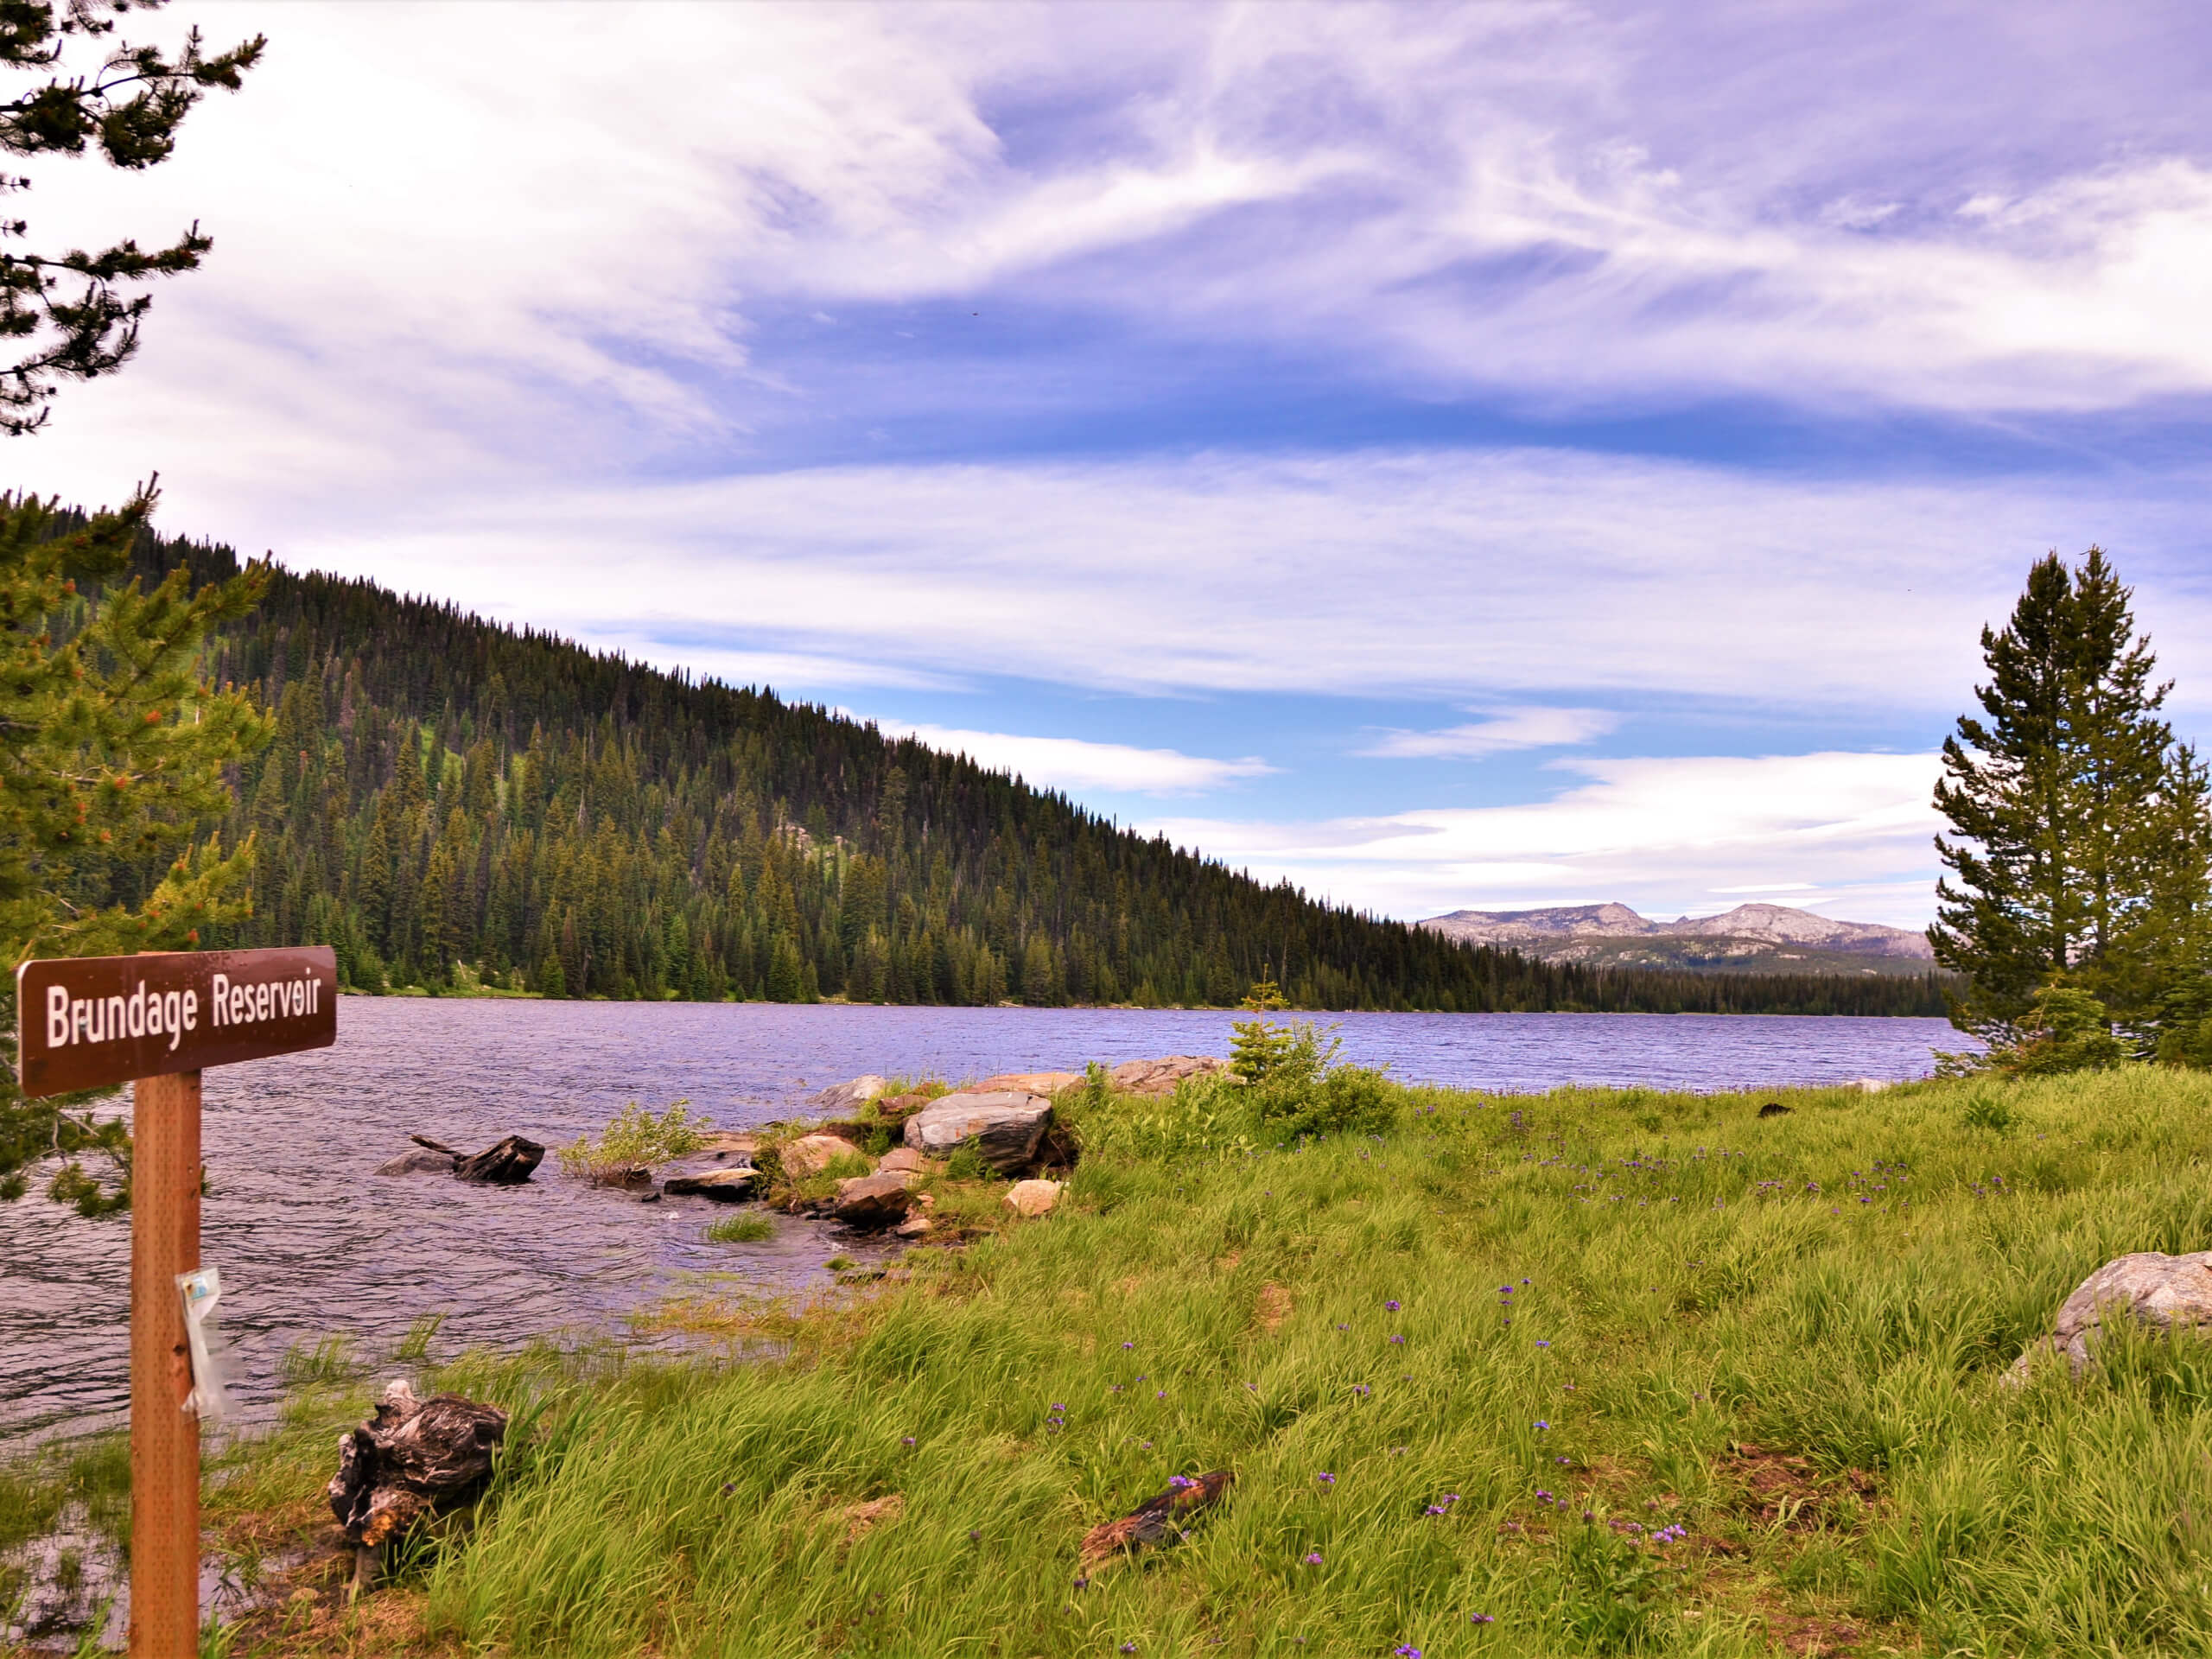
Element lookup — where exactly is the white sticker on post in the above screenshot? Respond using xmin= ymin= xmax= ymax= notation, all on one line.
xmin=176 ymin=1265 xmax=233 ymax=1421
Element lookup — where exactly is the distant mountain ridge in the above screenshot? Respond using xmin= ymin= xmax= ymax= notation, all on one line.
xmin=1418 ymin=902 xmax=1935 ymax=978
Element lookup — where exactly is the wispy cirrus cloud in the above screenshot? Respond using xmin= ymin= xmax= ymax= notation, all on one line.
xmin=1360 ymin=707 xmax=1619 ymax=760
xmin=861 ymin=720 xmax=1271 ymax=797
xmin=252 ymin=448 xmax=2212 ymax=720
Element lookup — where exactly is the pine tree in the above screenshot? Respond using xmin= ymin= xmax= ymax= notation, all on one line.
xmin=1931 ymin=548 xmax=2209 ymax=1042
xmin=0 ymin=2 xmax=264 ymax=432
xmin=0 ymin=490 xmax=268 ymax=1208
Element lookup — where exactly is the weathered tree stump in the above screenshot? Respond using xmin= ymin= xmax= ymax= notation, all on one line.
xmin=410 ymin=1132 xmax=544 ymax=1184
xmin=1079 ymin=1471 xmax=1235 ymax=1566
xmin=327 ymin=1379 xmax=508 ymax=1569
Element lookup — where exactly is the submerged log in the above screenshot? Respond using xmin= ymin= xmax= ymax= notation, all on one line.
xmin=327 ymin=1379 xmax=507 ymax=1552
xmin=409 ymin=1132 xmax=543 ymax=1184
xmin=1079 ymin=1471 xmax=1235 ymax=1567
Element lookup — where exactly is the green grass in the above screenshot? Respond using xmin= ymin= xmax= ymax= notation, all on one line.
xmin=364 ymin=1065 xmax=2212 ymax=1656
xmin=705 ymin=1215 xmax=774 ymax=1244
xmin=29 ymin=1066 xmax=2212 ymax=1656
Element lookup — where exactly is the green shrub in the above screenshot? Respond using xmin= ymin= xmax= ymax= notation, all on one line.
xmin=1961 ymin=1091 xmax=2015 ymax=1132
xmin=705 ymin=1215 xmax=773 ymax=1244
xmin=557 ymin=1099 xmax=712 ymax=1179
xmin=1251 ymin=1063 xmax=1402 ymax=1141
xmin=1990 ymin=984 xmax=2128 ymax=1077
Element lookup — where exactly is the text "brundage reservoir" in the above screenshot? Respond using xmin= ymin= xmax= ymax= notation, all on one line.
xmin=16 ymin=946 xmax=338 ymax=1096
xmin=43 ymin=968 xmax=325 ymax=1052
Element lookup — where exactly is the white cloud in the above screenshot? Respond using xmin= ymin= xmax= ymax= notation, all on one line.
xmin=1361 ymin=707 xmax=1618 ymax=759
xmin=863 ymin=720 xmax=1271 ymax=796
xmin=10 ymin=0 xmax=2212 ymax=532
xmin=235 ymin=448 xmax=2212 ymax=721
xmin=1140 ymin=751 xmax=1948 ymax=928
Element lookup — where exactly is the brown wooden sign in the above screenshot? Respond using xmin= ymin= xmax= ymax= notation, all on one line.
xmin=16 ymin=944 xmax=337 ymax=1098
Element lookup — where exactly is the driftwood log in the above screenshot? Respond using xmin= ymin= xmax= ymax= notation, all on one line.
xmin=1079 ymin=1471 xmax=1235 ymax=1567
xmin=328 ymin=1381 xmax=506 ymax=1592
xmin=410 ymin=1132 xmax=544 ymax=1184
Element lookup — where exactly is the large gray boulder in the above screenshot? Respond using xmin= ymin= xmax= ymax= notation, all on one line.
xmin=1109 ymin=1056 xmax=1229 ymax=1096
xmin=2009 ymin=1251 xmax=2212 ymax=1380
xmin=811 ymin=1074 xmax=888 ymax=1115
xmin=904 ymin=1090 xmax=1052 ymax=1173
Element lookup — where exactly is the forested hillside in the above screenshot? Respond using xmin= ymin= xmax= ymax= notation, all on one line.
xmin=64 ymin=518 xmax=1948 ymax=1014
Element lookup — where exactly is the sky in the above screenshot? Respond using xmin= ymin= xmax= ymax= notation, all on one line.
xmin=10 ymin=1 xmax=2212 ymax=930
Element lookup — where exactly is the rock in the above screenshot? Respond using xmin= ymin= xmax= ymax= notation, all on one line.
xmin=875 ymin=1091 xmax=933 ymax=1122
xmin=663 ymin=1166 xmax=762 ymax=1201
xmin=780 ymin=1133 xmax=863 ymax=1179
xmin=1003 ymin=1179 xmax=1062 ymax=1218
xmin=1109 ymin=1056 xmax=1229 ymax=1096
xmin=2010 ymin=1251 xmax=2212 ymax=1381
xmin=832 ymin=1171 xmax=917 ymax=1229
xmin=817 ymin=1120 xmax=878 ymax=1146
xmin=375 ymin=1149 xmax=454 ymax=1176
xmin=976 ymin=1071 xmax=1083 ymax=1096
xmin=903 ymin=1091 xmax=1053 ymax=1173
xmin=877 ymin=1146 xmax=928 ymax=1174
xmin=327 ymin=1379 xmax=506 ymax=1548
xmin=696 ymin=1132 xmax=759 ymax=1158
xmin=811 ymin=1074 xmax=888 ymax=1115
xmin=894 ymin=1213 xmax=931 ymax=1238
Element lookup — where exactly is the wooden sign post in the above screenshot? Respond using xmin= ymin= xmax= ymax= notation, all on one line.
xmin=17 ymin=944 xmax=337 ymax=1658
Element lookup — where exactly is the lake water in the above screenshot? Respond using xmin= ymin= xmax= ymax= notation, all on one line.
xmin=0 ymin=1001 xmax=1963 ymax=1447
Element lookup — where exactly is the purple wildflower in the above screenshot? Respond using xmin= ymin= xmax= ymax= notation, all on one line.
xmin=1535 ymin=1339 xmax=1550 ymax=1349
xmin=900 ymin=1436 xmax=916 ymax=1446
xmin=1470 ymin=1612 xmax=1495 ymax=1624
xmin=1534 ymin=1420 xmax=1550 ymax=1431
xmin=1386 ymin=1299 xmax=1401 ymax=1311
xmin=1389 ymin=1334 xmax=1405 ymax=1344
xmin=1394 ymin=1647 xmax=1422 ymax=1658
xmin=1317 ymin=1471 xmax=1336 ymax=1485
xmin=1303 ymin=1551 xmax=1323 ymax=1566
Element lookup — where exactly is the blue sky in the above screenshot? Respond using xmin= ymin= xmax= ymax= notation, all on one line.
xmin=14 ymin=2 xmax=2212 ymax=927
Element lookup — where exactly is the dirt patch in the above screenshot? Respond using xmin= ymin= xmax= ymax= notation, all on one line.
xmin=1773 ymin=1612 xmax=1867 ymax=1656
xmin=841 ymin=1493 xmax=905 ymax=1544
xmin=1255 ymin=1283 xmax=1292 ymax=1332
xmin=1719 ymin=1443 xmax=1878 ymax=1531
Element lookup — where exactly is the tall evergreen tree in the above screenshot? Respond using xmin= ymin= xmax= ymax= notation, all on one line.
xmin=0 ymin=490 xmax=268 ymax=1208
xmin=1930 ymin=548 xmax=2209 ymax=1041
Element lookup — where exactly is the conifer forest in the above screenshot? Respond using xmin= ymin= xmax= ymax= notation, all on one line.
xmin=83 ymin=521 xmax=1949 ymax=1015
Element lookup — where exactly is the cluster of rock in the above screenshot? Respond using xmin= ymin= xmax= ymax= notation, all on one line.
xmin=372 ymin=1056 xmax=1231 ymax=1239
xmin=776 ymin=1084 xmax=1072 ymax=1234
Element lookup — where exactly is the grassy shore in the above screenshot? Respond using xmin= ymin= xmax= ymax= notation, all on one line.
xmin=20 ymin=1065 xmax=2212 ymax=1656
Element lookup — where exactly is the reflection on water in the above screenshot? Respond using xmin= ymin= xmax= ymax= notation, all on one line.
xmin=0 ymin=999 xmax=1961 ymax=1445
